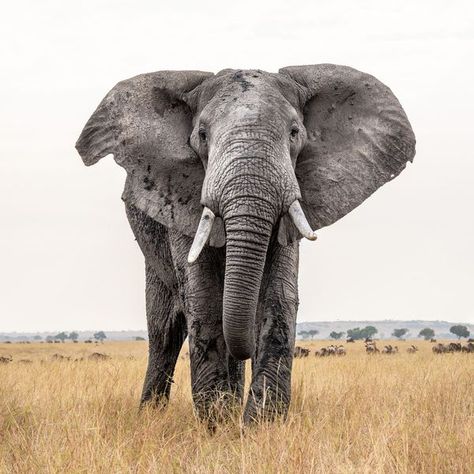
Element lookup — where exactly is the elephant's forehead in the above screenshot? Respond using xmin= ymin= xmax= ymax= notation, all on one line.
xmin=200 ymin=69 xmax=280 ymax=103
xmin=203 ymin=71 xmax=292 ymax=115
xmin=217 ymin=70 xmax=274 ymax=93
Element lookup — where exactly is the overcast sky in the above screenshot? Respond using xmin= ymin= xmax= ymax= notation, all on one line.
xmin=0 ymin=0 xmax=473 ymax=331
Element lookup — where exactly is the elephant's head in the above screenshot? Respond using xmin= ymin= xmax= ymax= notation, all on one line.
xmin=76 ymin=65 xmax=415 ymax=360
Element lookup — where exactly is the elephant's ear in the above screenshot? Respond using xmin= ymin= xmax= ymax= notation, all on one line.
xmin=278 ymin=64 xmax=415 ymax=244
xmin=75 ymin=70 xmax=225 ymax=247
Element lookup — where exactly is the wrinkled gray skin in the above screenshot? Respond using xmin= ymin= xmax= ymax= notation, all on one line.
xmin=76 ymin=65 xmax=415 ymax=423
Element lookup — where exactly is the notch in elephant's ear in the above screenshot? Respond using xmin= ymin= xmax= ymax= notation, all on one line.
xmin=75 ymin=70 xmax=225 ymax=247
xmin=277 ymin=64 xmax=416 ymax=245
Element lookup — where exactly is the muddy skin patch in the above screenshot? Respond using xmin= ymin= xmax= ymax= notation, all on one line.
xmin=232 ymin=71 xmax=254 ymax=93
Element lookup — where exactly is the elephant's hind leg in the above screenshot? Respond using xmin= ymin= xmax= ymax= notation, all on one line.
xmin=141 ymin=265 xmax=187 ymax=407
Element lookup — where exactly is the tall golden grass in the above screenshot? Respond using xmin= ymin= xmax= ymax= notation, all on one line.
xmin=0 ymin=340 xmax=472 ymax=473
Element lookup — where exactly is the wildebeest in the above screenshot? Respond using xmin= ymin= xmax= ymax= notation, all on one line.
xmin=0 ymin=355 xmax=13 ymax=364
xmin=430 ymin=338 xmax=437 ymax=343
xmin=462 ymin=342 xmax=474 ymax=353
xmin=346 ymin=337 xmax=355 ymax=343
xmin=448 ymin=342 xmax=462 ymax=352
xmin=294 ymin=346 xmax=310 ymax=358
xmin=407 ymin=345 xmax=418 ymax=353
xmin=52 ymin=353 xmax=71 ymax=361
xmin=88 ymin=352 xmax=111 ymax=361
xmin=432 ymin=343 xmax=448 ymax=354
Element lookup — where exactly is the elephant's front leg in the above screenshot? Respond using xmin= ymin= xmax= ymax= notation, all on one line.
xmin=244 ymin=241 xmax=299 ymax=423
xmin=177 ymin=239 xmax=245 ymax=421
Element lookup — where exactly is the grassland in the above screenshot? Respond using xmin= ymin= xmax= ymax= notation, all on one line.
xmin=0 ymin=339 xmax=472 ymax=473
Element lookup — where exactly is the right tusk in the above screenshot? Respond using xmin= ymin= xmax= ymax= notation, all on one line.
xmin=187 ymin=207 xmax=215 ymax=263
xmin=288 ymin=200 xmax=318 ymax=241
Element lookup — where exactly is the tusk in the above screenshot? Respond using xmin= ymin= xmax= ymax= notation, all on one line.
xmin=288 ymin=201 xmax=318 ymax=241
xmin=187 ymin=207 xmax=215 ymax=263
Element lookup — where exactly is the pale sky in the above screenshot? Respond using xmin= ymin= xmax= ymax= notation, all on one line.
xmin=1 ymin=0 xmax=473 ymax=331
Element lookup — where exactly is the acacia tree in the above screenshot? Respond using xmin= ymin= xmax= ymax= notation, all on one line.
xmin=298 ymin=330 xmax=309 ymax=340
xmin=69 ymin=331 xmax=79 ymax=341
xmin=307 ymin=329 xmax=319 ymax=340
xmin=347 ymin=326 xmax=378 ymax=340
xmin=329 ymin=331 xmax=345 ymax=340
xmin=418 ymin=328 xmax=435 ymax=340
xmin=449 ymin=325 xmax=470 ymax=339
xmin=94 ymin=331 xmax=107 ymax=342
xmin=54 ymin=331 xmax=69 ymax=342
xmin=392 ymin=328 xmax=408 ymax=339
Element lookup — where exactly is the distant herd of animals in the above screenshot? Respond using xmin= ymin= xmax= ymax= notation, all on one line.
xmin=293 ymin=338 xmax=474 ymax=358
xmin=0 ymin=352 xmax=112 ymax=365
xmin=1 ymin=339 xmax=473 ymax=364
xmin=0 ymin=339 xmax=102 ymax=344
xmin=431 ymin=342 xmax=474 ymax=353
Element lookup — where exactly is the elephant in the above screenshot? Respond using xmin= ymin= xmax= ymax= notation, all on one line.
xmin=76 ymin=64 xmax=415 ymax=423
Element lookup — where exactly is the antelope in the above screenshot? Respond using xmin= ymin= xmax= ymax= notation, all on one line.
xmin=0 ymin=355 xmax=13 ymax=364
xmin=365 ymin=342 xmax=379 ymax=354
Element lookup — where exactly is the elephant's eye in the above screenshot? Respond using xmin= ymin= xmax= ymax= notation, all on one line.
xmin=290 ymin=126 xmax=299 ymax=139
xmin=199 ymin=129 xmax=207 ymax=143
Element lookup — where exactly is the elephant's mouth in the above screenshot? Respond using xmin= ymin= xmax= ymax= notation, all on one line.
xmin=188 ymin=199 xmax=316 ymax=361
xmin=187 ymin=200 xmax=316 ymax=264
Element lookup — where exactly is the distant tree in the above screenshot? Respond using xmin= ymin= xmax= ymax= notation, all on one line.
xmin=307 ymin=329 xmax=319 ymax=340
xmin=392 ymin=328 xmax=408 ymax=339
xmin=33 ymin=335 xmax=42 ymax=340
xmin=364 ymin=326 xmax=378 ymax=339
xmin=347 ymin=328 xmax=362 ymax=340
xmin=45 ymin=335 xmax=54 ymax=342
xmin=449 ymin=325 xmax=470 ymax=339
xmin=69 ymin=331 xmax=79 ymax=341
xmin=54 ymin=331 xmax=69 ymax=342
xmin=94 ymin=331 xmax=107 ymax=342
xmin=135 ymin=336 xmax=146 ymax=341
xmin=418 ymin=328 xmax=435 ymax=340
xmin=298 ymin=330 xmax=309 ymax=340
xmin=347 ymin=326 xmax=378 ymax=340
xmin=329 ymin=331 xmax=345 ymax=340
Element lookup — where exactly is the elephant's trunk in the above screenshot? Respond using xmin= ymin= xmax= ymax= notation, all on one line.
xmin=221 ymin=195 xmax=275 ymax=360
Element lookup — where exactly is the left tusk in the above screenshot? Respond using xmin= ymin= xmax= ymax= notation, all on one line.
xmin=288 ymin=200 xmax=318 ymax=241
xmin=187 ymin=207 xmax=215 ymax=263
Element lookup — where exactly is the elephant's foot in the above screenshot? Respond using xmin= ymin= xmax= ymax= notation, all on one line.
xmin=192 ymin=385 xmax=244 ymax=428
xmin=243 ymin=385 xmax=290 ymax=424
xmin=140 ymin=365 xmax=176 ymax=408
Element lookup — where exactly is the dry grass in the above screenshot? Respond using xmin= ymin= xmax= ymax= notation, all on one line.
xmin=0 ymin=339 xmax=472 ymax=473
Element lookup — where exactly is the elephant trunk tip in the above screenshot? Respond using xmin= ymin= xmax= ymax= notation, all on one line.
xmin=225 ymin=337 xmax=255 ymax=361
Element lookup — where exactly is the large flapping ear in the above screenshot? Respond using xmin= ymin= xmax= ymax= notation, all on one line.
xmin=277 ymin=64 xmax=416 ymax=245
xmin=75 ymin=70 xmax=225 ymax=247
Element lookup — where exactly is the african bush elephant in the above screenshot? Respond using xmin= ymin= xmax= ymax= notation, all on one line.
xmin=76 ymin=65 xmax=415 ymax=423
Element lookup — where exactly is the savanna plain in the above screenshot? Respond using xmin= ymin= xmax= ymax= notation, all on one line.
xmin=0 ymin=339 xmax=472 ymax=473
